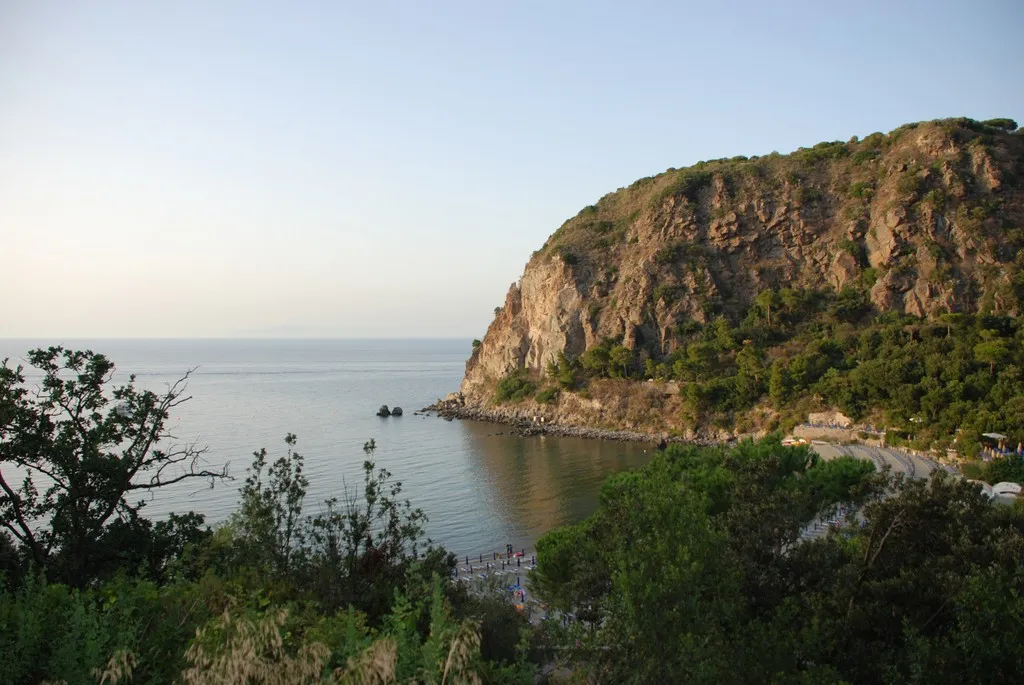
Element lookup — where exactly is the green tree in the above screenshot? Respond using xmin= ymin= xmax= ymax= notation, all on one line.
xmin=939 ymin=311 xmax=967 ymax=336
xmin=974 ymin=337 xmax=1010 ymax=375
xmin=226 ymin=440 xmax=453 ymax=621
xmin=0 ymin=347 xmax=227 ymax=587
xmin=711 ymin=316 xmax=736 ymax=352
xmin=531 ymin=522 xmax=609 ymax=627
xmin=494 ymin=371 xmax=536 ymax=403
xmin=735 ymin=344 xmax=766 ymax=404
xmin=230 ymin=433 xmax=307 ymax=575
xmin=299 ymin=459 xmax=441 ymax=618
xmin=534 ymin=439 xmax=1024 ymax=684
xmin=982 ymin=117 xmax=1018 ymax=131
xmin=608 ymin=345 xmax=634 ymax=379
xmin=582 ymin=345 xmax=611 ymax=377
xmin=546 ymin=352 xmax=580 ymax=389
xmin=686 ymin=341 xmax=718 ymax=381
xmin=755 ymin=289 xmax=782 ymax=327
xmin=768 ymin=359 xmax=793 ymax=407
xmin=829 ymin=286 xmax=869 ymax=322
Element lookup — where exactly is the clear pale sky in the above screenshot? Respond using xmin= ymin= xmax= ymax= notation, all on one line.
xmin=2 ymin=1 xmax=1022 ymax=338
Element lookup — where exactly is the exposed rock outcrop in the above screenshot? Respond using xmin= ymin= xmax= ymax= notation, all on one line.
xmin=423 ymin=395 xmax=723 ymax=444
xmin=461 ymin=118 xmax=1024 ymax=408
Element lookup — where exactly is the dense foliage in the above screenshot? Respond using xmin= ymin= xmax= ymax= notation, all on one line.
xmin=531 ymin=292 xmax=1024 ymax=454
xmin=494 ymin=371 xmax=537 ymax=404
xmin=979 ymin=453 xmax=1024 ymax=484
xmin=532 ymin=438 xmax=1024 ymax=684
xmin=0 ymin=349 xmax=534 ymax=684
xmin=0 ymin=348 xmax=228 ymax=587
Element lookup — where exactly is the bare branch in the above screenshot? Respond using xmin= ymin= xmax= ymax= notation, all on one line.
xmin=112 ymin=372 xmax=194 ymax=477
xmin=119 ymin=400 xmax=163 ymax=473
xmin=4 ymin=456 xmax=69 ymax=489
xmin=139 ymin=441 xmax=208 ymax=471
xmin=128 ymin=467 xmax=229 ymax=490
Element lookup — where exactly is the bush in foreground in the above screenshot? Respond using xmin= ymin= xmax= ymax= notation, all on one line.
xmin=531 ymin=438 xmax=1024 ymax=684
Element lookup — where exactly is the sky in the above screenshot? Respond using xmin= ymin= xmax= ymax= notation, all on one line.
xmin=1 ymin=1 xmax=1022 ymax=338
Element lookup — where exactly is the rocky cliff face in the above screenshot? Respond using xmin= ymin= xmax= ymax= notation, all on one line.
xmin=462 ymin=118 xmax=1024 ymax=403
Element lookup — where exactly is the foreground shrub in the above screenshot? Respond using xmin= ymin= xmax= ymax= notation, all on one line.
xmin=532 ymin=438 xmax=1024 ymax=684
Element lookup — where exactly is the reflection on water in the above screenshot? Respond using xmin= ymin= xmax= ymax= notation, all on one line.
xmin=458 ymin=421 xmax=653 ymax=553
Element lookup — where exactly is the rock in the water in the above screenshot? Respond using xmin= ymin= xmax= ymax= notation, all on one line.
xmin=443 ymin=391 xmax=465 ymax=406
xmin=377 ymin=405 xmax=391 ymax=417
xmin=391 ymin=406 xmax=403 ymax=416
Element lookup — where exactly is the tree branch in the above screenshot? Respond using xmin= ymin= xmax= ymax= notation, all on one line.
xmin=5 ymin=456 xmax=69 ymax=490
xmin=114 ymin=372 xmax=193 ymax=478
xmin=0 ymin=519 xmax=29 ymax=545
xmin=0 ymin=468 xmax=43 ymax=565
xmin=54 ymin=392 xmax=93 ymax=458
xmin=848 ymin=508 xmax=906 ymax=614
xmin=866 ymin=509 xmax=905 ymax=570
xmin=128 ymin=465 xmax=228 ymax=490
xmin=119 ymin=400 xmax=162 ymax=474
xmin=2 ymin=355 xmax=226 ymax=585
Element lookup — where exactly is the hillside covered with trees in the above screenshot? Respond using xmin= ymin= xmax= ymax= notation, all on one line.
xmin=457 ymin=117 xmax=1024 ymax=455
xmin=517 ymin=302 xmax=1024 ymax=455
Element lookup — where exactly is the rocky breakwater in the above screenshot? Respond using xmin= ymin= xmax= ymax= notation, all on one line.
xmin=423 ymin=392 xmax=706 ymax=445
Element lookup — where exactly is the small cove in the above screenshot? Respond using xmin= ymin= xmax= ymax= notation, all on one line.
xmin=0 ymin=338 xmax=654 ymax=554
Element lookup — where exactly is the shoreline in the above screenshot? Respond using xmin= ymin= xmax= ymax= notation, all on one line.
xmin=419 ymin=400 xmax=968 ymax=487
xmin=420 ymin=397 xmax=716 ymax=445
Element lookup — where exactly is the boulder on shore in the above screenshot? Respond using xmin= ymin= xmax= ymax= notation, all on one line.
xmin=391 ymin=406 xmax=403 ymax=416
xmin=377 ymin=405 xmax=391 ymax=417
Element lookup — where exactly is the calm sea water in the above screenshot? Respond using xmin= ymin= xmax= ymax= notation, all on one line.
xmin=0 ymin=339 xmax=653 ymax=555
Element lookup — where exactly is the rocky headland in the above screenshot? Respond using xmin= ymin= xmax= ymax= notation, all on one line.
xmin=438 ymin=118 xmax=1024 ymax=445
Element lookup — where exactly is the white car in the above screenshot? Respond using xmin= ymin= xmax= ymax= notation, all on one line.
xmin=992 ymin=482 xmax=1022 ymax=498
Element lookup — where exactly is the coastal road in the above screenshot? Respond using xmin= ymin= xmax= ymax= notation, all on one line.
xmin=811 ymin=443 xmax=957 ymax=478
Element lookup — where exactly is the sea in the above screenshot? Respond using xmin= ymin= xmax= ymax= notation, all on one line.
xmin=0 ymin=339 xmax=653 ymax=556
